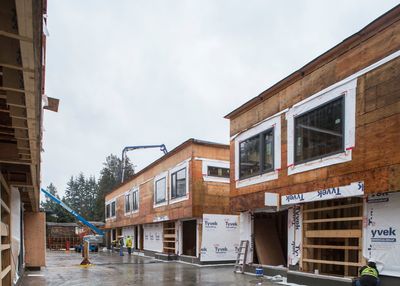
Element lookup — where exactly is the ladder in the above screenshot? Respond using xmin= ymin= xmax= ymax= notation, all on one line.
xmin=234 ymin=240 xmax=249 ymax=273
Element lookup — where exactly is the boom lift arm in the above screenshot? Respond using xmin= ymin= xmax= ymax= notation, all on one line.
xmin=40 ymin=188 xmax=105 ymax=236
xmin=121 ymin=144 xmax=168 ymax=182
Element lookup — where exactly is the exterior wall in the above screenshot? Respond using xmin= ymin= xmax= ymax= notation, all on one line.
xmin=105 ymin=141 xmax=230 ymax=230
xmin=229 ymin=19 xmax=400 ymax=212
xmin=24 ymin=212 xmax=46 ymax=267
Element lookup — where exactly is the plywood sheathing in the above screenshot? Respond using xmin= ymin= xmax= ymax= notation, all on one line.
xmin=230 ymin=54 xmax=400 ymax=212
xmin=24 ymin=212 xmax=46 ymax=267
xmin=105 ymin=140 xmax=230 ymax=229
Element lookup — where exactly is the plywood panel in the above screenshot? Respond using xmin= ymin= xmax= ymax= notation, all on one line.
xmin=24 ymin=212 xmax=46 ymax=267
xmin=254 ymin=218 xmax=285 ymax=266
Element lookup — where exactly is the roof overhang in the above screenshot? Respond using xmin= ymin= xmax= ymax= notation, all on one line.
xmin=0 ymin=0 xmax=46 ymax=211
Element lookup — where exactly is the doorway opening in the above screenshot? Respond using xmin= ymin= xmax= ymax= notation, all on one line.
xmin=253 ymin=210 xmax=288 ymax=266
xmin=134 ymin=225 xmax=138 ymax=249
xmin=139 ymin=225 xmax=144 ymax=250
xmin=182 ymin=220 xmax=197 ymax=256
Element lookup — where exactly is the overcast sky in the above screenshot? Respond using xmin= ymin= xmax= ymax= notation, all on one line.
xmin=42 ymin=0 xmax=400 ymax=196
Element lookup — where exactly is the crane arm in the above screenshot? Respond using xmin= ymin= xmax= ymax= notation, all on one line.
xmin=41 ymin=188 xmax=104 ymax=236
xmin=121 ymin=144 xmax=168 ymax=182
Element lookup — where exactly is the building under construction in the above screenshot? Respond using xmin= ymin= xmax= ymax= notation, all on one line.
xmin=225 ymin=5 xmax=400 ymax=286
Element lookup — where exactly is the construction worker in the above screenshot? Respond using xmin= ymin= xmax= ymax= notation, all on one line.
xmin=126 ymin=235 xmax=133 ymax=255
xmin=354 ymin=259 xmax=380 ymax=286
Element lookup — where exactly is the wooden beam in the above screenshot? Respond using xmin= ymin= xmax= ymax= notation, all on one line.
xmin=0 ymin=265 xmax=11 ymax=279
xmin=1 ymin=222 xmax=9 ymax=237
xmin=0 ymin=159 xmax=31 ymax=165
xmin=0 ymin=86 xmax=26 ymax=94
xmin=0 ymin=244 xmax=10 ymax=251
xmin=304 ymin=217 xmax=363 ymax=224
xmin=0 ymin=200 xmax=10 ymax=214
xmin=0 ymin=63 xmax=34 ymax=73
xmin=303 ymin=203 xmax=363 ymax=213
xmin=303 ymin=244 xmax=360 ymax=250
xmin=306 ymin=229 xmax=362 ymax=238
xmin=0 ymin=30 xmax=33 ymax=42
xmin=0 ymin=173 xmax=10 ymax=194
xmin=303 ymin=258 xmax=362 ymax=267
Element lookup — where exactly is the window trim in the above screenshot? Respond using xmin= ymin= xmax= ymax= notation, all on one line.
xmin=125 ymin=192 xmax=132 ymax=214
xmin=293 ymin=95 xmax=345 ymax=165
xmin=169 ymin=160 xmax=190 ymax=204
xmin=238 ymin=127 xmax=274 ymax=180
xmin=131 ymin=187 xmax=139 ymax=213
xmin=105 ymin=199 xmax=116 ymax=220
xmin=234 ymin=115 xmax=281 ymax=188
xmin=200 ymin=158 xmax=230 ymax=183
xmin=286 ymin=78 xmax=357 ymax=175
xmin=153 ymin=171 xmax=168 ymax=208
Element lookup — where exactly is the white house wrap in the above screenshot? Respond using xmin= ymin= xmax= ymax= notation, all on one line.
xmin=200 ymin=214 xmax=240 ymax=261
xmin=363 ymin=192 xmax=400 ymax=277
xmin=287 ymin=205 xmax=302 ymax=266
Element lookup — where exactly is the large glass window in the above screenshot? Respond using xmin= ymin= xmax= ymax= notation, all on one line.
xmin=207 ymin=166 xmax=230 ymax=178
xmin=294 ymin=96 xmax=344 ymax=164
xmin=125 ymin=193 xmax=131 ymax=213
xmin=106 ymin=204 xmax=110 ymax=218
xmin=239 ymin=128 xmax=274 ymax=179
xmin=111 ymin=201 xmax=116 ymax=217
xmin=171 ymin=168 xmax=186 ymax=199
xmin=155 ymin=177 xmax=166 ymax=204
xmin=132 ymin=190 xmax=139 ymax=211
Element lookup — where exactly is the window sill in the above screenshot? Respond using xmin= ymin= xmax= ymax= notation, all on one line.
xmin=288 ymin=150 xmax=351 ymax=175
xmin=203 ymin=176 xmax=230 ymax=183
xmin=125 ymin=210 xmax=139 ymax=216
xmin=236 ymin=170 xmax=278 ymax=188
xmin=153 ymin=201 xmax=167 ymax=208
xmin=169 ymin=195 xmax=189 ymax=205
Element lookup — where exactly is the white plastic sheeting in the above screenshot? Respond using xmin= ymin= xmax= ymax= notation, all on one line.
xmin=363 ymin=192 xmax=400 ymax=277
xmin=11 ymin=187 xmax=21 ymax=284
xmin=143 ymin=223 xmax=163 ymax=252
xmin=287 ymin=206 xmax=302 ymax=266
xmin=239 ymin=211 xmax=253 ymax=263
xmin=281 ymin=181 xmax=364 ymax=205
xmin=122 ymin=226 xmax=135 ymax=246
xmin=200 ymin=214 xmax=240 ymax=261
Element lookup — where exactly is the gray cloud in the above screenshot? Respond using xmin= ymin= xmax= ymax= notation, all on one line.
xmin=42 ymin=0 xmax=400 ymax=195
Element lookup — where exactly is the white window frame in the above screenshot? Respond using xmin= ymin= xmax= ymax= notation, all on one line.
xmin=105 ymin=198 xmax=116 ymax=220
xmin=234 ymin=115 xmax=281 ymax=188
xmin=169 ymin=160 xmax=190 ymax=204
xmin=153 ymin=171 xmax=168 ymax=208
xmin=131 ymin=187 xmax=139 ymax=213
xmin=286 ymin=78 xmax=357 ymax=175
xmin=198 ymin=158 xmax=230 ymax=183
xmin=124 ymin=192 xmax=132 ymax=215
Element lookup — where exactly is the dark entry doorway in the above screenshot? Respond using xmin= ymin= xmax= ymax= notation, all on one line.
xmin=182 ymin=220 xmax=197 ymax=256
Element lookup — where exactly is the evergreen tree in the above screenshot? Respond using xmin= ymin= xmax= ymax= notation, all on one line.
xmin=93 ymin=154 xmax=134 ymax=220
xmin=40 ymin=183 xmax=74 ymax=222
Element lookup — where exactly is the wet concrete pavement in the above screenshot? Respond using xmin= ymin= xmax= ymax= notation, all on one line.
xmin=21 ymin=251 xmax=288 ymax=286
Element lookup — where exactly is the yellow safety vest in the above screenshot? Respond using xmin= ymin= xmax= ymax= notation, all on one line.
xmin=126 ymin=237 xmax=132 ymax=247
xmin=361 ymin=266 xmax=378 ymax=278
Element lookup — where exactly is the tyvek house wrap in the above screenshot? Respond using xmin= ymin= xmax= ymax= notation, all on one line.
xmin=363 ymin=192 xmax=400 ymax=277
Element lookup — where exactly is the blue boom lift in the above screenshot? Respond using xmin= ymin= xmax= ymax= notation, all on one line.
xmin=41 ymin=188 xmax=104 ymax=251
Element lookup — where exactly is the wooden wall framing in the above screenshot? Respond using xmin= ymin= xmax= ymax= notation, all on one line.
xmin=301 ymin=197 xmax=364 ymax=277
xmin=0 ymin=174 xmax=11 ymax=285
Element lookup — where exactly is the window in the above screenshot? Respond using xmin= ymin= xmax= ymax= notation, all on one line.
xmin=207 ymin=166 xmax=230 ymax=178
xmin=111 ymin=201 xmax=116 ymax=217
xmin=294 ymin=96 xmax=344 ymax=164
xmin=106 ymin=204 xmax=110 ymax=218
xmin=171 ymin=168 xmax=186 ymax=199
xmin=132 ymin=189 xmax=139 ymax=211
xmin=125 ymin=193 xmax=131 ymax=213
xmin=154 ymin=177 xmax=166 ymax=204
xmin=239 ymin=128 xmax=274 ymax=179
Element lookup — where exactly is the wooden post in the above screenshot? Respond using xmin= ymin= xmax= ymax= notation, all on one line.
xmin=80 ymin=241 xmax=91 ymax=265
